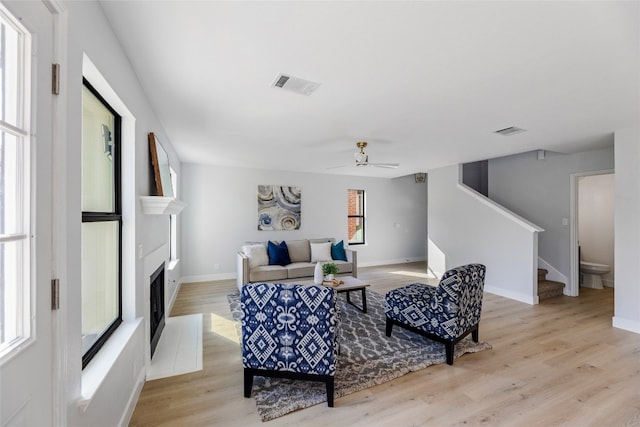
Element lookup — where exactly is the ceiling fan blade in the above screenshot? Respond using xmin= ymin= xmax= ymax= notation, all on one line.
xmin=369 ymin=162 xmax=399 ymax=168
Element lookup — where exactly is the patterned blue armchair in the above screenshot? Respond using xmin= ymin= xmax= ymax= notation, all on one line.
xmin=241 ymin=282 xmax=339 ymax=406
xmin=384 ymin=264 xmax=486 ymax=365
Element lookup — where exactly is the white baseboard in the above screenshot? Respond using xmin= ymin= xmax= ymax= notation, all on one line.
xmin=180 ymin=258 xmax=427 ymax=284
xmin=612 ymin=316 xmax=640 ymax=334
xmin=485 ymin=285 xmax=537 ymax=305
xmin=357 ymin=256 xmax=426 ymax=268
xmin=118 ymin=358 xmax=146 ymax=427
xmin=181 ymin=272 xmax=236 ymax=284
xmin=167 ymin=279 xmax=182 ymax=315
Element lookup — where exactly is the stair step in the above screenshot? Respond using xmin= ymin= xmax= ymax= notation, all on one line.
xmin=537 ymin=268 xmax=548 ymax=281
xmin=538 ymin=279 xmax=565 ymax=300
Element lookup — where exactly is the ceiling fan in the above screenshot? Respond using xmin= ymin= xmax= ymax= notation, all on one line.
xmin=354 ymin=141 xmax=399 ymax=168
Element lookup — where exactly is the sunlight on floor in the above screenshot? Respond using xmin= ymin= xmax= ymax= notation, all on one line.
xmin=209 ymin=313 xmax=240 ymax=344
xmin=390 ymin=270 xmax=438 ymax=279
xmin=147 ymin=314 xmax=202 ymax=380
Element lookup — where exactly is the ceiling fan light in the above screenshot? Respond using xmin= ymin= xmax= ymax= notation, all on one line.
xmin=354 ymin=152 xmax=368 ymax=163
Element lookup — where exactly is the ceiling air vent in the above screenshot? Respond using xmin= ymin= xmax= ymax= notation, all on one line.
xmin=494 ymin=126 xmax=526 ymax=136
xmin=271 ymin=73 xmax=321 ymax=96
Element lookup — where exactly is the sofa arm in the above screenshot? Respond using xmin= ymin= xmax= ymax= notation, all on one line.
xmin=345 ymin=248 xmax=357 ymax=278
xmin=237 ymin=251 xmax=250 ymax=291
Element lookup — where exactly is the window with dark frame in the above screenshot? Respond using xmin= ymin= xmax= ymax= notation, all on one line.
xmin=81 ymin=78 xmax=122 ymax=369
xmin=347 ymin=189 xmax=365 ymax=245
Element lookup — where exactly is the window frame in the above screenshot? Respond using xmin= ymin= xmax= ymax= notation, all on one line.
xmin=169 ymin=166 xmax=178 ymax=265
xmin=0 ymin=5 xmax=33 ymax=362
xmin=81 ymin=78 xmax=123 ymax=369
xmin=347 ymin=189 xmax=365 ymax=245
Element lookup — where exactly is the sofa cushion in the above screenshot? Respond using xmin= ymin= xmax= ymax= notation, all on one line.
xmin=310 ymin=242 xmax=332 ymax=262
xmin=331 ymin=240 xmax=348 ymax=262
xmin=334 ymin=260 xmax=353 ymax=274
xmin=286 ymin=239 xmax=311 ymax=263
xmin=242 ymin=244 xmax=269 ymax=269
xmin=286 ymin=262 xmax=316 ymax=279
xmin=250 ymin=265 xmax=287 ymax=282
xmin=268 ymin=240 xmax=291 ymax=266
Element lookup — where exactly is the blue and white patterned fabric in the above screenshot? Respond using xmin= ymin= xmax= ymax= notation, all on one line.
xmin=241 ymin=282 xmax=338 ymax=375
xmin=385 ymin=264 xmax=486 ymax=340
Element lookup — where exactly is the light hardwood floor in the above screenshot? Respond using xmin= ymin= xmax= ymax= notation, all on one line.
xmin=129 ymin=262 xmax=640 ymax=427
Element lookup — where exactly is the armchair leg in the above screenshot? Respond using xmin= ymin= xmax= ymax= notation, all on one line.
xmin=445 ymin=342 xmax=454 ymax=365
xmin=243 ymin=368 xmax=254 ymax=398
xmin=472 ymin=325 xmax=479 ymax=342
xmin=385 ymin=317 xmax=393 ymax=337
xmin=326 ymin=377 xmax=335 ymax=407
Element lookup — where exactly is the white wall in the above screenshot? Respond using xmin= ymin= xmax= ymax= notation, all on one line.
xmin=613 ymin=127 xmax=640 ymax=333
xmin=578 ymin=173 xmax=615 ymax=285
xmin=180 ymin=163 xmax=427 ymax=281
xmin=59 ymin=1 xmax=182 ymax=425
xmin=488 ymin=147 xmax=615 ymax=281
xmin=428 ymin=165 xmax=542 ymax=304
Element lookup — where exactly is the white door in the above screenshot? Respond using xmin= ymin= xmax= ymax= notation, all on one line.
xmin=0 ymin=1 xmax=55 ymax=426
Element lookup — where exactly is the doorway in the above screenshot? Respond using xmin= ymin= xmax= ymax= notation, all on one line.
xmin=569 ymin=169 xmax=615 ymax=297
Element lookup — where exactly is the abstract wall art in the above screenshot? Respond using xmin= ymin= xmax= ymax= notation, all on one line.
xmin=258 ymin=185 xmax=301 ymax=230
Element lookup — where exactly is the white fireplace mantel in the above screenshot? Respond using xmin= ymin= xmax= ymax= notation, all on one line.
xmin=140 ymin=196 xmax=186 ymax=215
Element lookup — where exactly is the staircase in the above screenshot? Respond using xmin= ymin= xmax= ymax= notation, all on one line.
xmin=537 ymin=269 xmax=565 ymax=300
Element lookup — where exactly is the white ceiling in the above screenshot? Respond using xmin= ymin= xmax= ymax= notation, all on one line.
xmin=99 ymin=1 xmax=640 ymax=178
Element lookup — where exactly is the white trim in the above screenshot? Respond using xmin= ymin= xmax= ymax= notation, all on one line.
xmin=181 ymin=258 xmax=427 ymax=284
xmin=569 ymin=169 xmax=615 ymax=297
xmin=167 ymin=258 xmax=180 ymax=271
xmin=139 ymin=196 xmax=186 ymax=215
xmin=181 ymin=272 xmax=237 ymax=284
xmin=143 ymin=243 xmax=170 ymax=373
xmin=0 ymin=233 xmax=28 ymax=243
xmin=79 ymin=318 xmax=143 ymax=411
xmin=457 ymin=165 xmax=545 ymax=233
xmin=612 ymin=316 xmax=640 ymax=334
xmin=118 ymin=366 xmax=146 ymax=427
xmin=485 ymin=285 xmax=538 ymax=305
xmin=356 ymin=256 xmax=426 ymax=268
xmin=0 ymin=119 xmax=29 ymax=137
xmin=167 ymin=278 xmax=182 ymax=316
xmin=0 ymin=0 xmax=33 ymax=369
xmin=50 ymin=2 xmax=69 ymax=425
xmin=457 ymin=183 xmax=545 ymax=233
xmin=537 ymin=256 xmax=568 ymax=290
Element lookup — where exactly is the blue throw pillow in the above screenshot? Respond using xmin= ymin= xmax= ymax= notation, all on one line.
xmin=331 ymin=240 xmax=348 ymax=262
xmin=268 ymin=240 xmax=291 ymax=266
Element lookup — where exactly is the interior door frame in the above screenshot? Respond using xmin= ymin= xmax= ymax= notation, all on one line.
xmin=569 ymin=168 xmax=615 ymax=297
xmin=44 ymin=0 xmax=68 ymax=425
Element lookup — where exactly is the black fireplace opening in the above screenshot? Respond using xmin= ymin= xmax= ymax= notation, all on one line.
xmin=150 ymin=262 xmax=165 ymax=359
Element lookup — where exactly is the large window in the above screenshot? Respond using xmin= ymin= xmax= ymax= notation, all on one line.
xmin=81 ymin=79 xmax=122 ymax=368
xmin=0 ymin=5 xmax=31 ymax=359
xmin=347 ymin=189 xmax=365 ymax=245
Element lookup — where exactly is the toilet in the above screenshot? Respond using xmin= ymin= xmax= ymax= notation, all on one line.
xmin=579 ymin=261 xmax=610 ymax=289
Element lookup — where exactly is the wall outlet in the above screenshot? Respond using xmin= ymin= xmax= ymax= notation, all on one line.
xmin=137 ymin=244 xmax=144 ymax=259
xmin=214 ymin=263 xmax=219 ymax=270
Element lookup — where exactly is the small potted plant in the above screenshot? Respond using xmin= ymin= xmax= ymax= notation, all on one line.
xmin=322 ymin=262 xmax=339 ymax=281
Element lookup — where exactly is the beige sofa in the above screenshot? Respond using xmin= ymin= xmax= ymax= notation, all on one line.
xmin=237 ymin=238 xmax=357 ymax=290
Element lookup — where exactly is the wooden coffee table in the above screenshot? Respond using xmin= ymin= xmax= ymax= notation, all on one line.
xmin=280 ymin=276 xmax=371 ymax=313
xmin=323 ymin=276 xmax=371 ymax=313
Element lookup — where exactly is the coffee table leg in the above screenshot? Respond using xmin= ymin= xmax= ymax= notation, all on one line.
xmin=343 ymin=289 xmax=367 ymax=313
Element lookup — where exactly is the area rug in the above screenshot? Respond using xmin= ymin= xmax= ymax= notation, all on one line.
xmin=228 ymin=289 xmax=491 ymax=422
